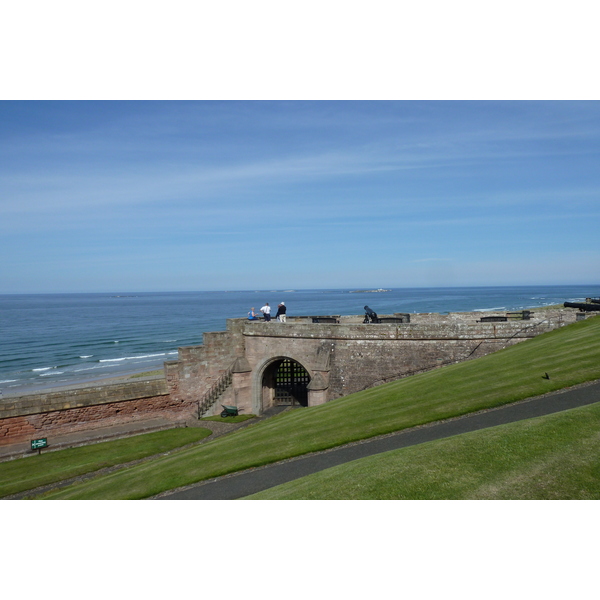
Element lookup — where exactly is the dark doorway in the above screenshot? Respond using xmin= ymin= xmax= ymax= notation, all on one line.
xmin=272 ymin=359 xmax=310 ymax=407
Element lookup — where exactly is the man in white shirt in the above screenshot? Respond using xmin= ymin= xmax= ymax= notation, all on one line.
xmin=261 ymin=303 xmax=272 ymax=321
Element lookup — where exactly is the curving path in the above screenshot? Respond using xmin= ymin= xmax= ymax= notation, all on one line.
xmin=156 ymin=380 xmax=600 ymax=500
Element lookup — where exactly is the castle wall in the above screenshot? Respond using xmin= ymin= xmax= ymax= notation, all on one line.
xmin=238 ymin=316 xmax=564 ymax=404
xmin=170 ymin=322 xmax=244 ymax=416
xmin=0 ymin=379 xmax=195 ymax=446
xmin=0 ymin=309 xmax=580 ymax=447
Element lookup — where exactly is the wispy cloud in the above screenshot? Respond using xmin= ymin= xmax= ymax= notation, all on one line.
xmin=1 ymin=101 xmax=600 ymax=292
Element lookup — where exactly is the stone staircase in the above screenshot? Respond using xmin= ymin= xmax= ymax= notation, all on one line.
xmin=197 ymin=364 xmax=235 ymax=418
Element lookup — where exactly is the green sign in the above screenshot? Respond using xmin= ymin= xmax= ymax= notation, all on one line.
xmin=31 ymin=438 xmax=48 ymax=450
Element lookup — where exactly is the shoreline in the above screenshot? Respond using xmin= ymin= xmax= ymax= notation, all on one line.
xmin=1 ymin=368 xmax=166 ymax=399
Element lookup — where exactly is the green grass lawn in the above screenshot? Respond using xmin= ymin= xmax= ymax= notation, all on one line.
xmin=245 ymin=400 xmax=600 ymax=499
xmin=0 ymin=426 xmax=212 ymax=498
xmin=33 ymin=315 xmax=600 ymax=500
xmin=201 ymin=414 xmax=256 ymax=424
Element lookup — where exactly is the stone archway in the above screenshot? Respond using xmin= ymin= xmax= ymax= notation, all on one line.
xmin=257 ymin=357 xmax=311 ymax=413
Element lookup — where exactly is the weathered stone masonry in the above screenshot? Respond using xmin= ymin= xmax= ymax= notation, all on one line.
xmin=0 ymin=378 xmax=192 ymax=446
xmin=0 ymin=309 xmax=579 ymax=446
xmin=167 ymin=309 xmax=577 ymax=417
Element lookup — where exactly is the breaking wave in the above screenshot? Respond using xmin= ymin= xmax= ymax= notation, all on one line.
xmin=99 ymin=353 xmax=169 ymax=363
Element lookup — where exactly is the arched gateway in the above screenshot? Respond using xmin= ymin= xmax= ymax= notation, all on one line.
xmin=256 ymin=357 xmax=311 ymax=413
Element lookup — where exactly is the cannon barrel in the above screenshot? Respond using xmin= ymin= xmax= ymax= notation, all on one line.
xmin=564 ymin=302 xmax=600 ymax=311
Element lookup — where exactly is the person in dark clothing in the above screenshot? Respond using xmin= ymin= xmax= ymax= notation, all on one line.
xmin=276 ymin=302 xmax=287 ymax=322
xmin=364 ymin=305 xmax=378 ymax=323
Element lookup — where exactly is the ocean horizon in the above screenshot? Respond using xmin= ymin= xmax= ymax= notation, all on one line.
xmin=1 ymin=285 xmax=598 ymax=396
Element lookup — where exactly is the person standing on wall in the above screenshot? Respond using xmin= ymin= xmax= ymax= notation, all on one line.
xmin=276 ymin=302 xmax=287 ymax=322
xmin=261 ymin=302 xmax=272 ymax=322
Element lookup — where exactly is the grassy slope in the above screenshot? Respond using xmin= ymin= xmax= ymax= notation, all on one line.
xmin=245 ymin=400 xmax=600 ymax=500
xmin=0 ymin=427 xmax=212 ymax=498
xmin=40 ymin=315 xmax=600 ymax=500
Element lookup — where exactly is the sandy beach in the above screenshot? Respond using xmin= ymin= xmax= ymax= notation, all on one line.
xmin=1 ymin=369 xmax=165 ymax=398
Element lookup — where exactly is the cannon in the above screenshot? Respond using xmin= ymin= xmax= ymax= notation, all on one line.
xmin=564 ymin=302 xmax=600 ymax=311
xmin=363 ymin=306 xmax=379 ymax=323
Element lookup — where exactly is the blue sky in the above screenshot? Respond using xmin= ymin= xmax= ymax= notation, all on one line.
xmin=1 ymin=100 xmax=599 ymax=293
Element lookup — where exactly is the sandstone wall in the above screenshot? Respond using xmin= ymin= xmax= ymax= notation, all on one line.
xmin=171 ymin=324 xmax=243 ymax=416
xmin=0 ymin=378 xmax=195 ymax=446
xmin=239 ymin=317 xmax=562 ymax=401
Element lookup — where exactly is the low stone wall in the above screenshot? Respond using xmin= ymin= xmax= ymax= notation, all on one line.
xmin=0 ymin=379 xmax=196 ymax=446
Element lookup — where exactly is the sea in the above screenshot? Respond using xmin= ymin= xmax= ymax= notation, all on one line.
xmin=1 ymin=285 xmax=598 ymax=397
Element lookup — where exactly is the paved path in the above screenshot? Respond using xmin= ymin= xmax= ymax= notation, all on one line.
xmin=157 ymin=380 xmax=600 ymax=500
